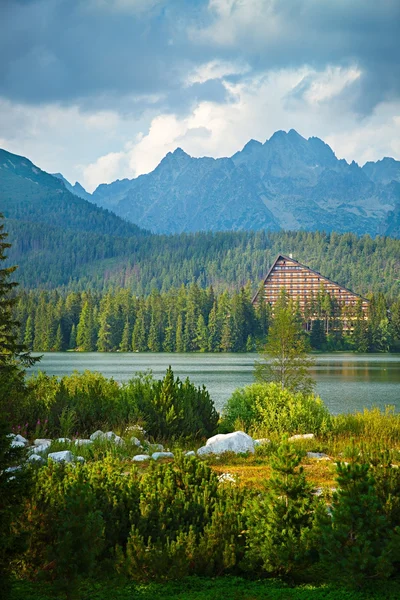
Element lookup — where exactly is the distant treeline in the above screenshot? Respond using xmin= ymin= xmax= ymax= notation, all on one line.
xmin=15 ymin=285 xmax=400 ymax=353
xmin=6 ymin=222 xmax=400 ymax=297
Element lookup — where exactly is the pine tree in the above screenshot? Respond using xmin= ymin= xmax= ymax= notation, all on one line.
xmin=76 ymin=299 xmax=96 ymax=351
xmin=53 ymin=323 xmax=64 ymax=351
xmin=194 ymin=314 xmax=208 ymax=352
xmin=69 ymin=324 xmax=77 ymax=349
xmin=255 ymin=291 xmax=315 ymax=394
xmin=309 ymin=319 xmax=326 ymax=350
xmin=317 ymin=461 xmax=400 ymax=586
xmin=23 ymin=314 xmax=34 ymax=351
xmin=175 ymin=313 xmax=184 ymax=353
xmin=246 ymin=437 xmax=316 ymax=576
xmin=119 ymin=319 xmax=131 ymax=352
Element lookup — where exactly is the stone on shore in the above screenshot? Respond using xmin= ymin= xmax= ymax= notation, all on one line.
xmin=152 ymin=451 xmax=174 ymax=460
xmin=197 ymin=431 xmax=255 ymax=456
xmin=34 ymin=438 xmax=52 ymax=446
xmin=132 ymin=454 xmax=150 ymax=462
xmin=48 ymin=450 xmax=74 ymax=463
xmin=74 ymin=439 xmax=93 ymax=446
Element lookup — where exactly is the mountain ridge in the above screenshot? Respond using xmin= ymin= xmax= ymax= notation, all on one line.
xmin=87 ymin=130 xmax=400 ymax=236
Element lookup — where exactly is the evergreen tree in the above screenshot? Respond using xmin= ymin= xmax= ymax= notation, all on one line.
xmin=69 ymin=324 xmax=77 ymax=349
xmin=54 ymin=323 xmax=64 ymax=351
xmin=246 ymin=437 xmax=316 ymax=576
xmin=255 ymin=291 xmax=315 ymax=394
xmin=76 ymin=299 xmax=96 ymax=351
xmin=119 ymin=319 xmax=131 ymax=352
xmin=309 ymin=319 xmax=326 ymax=350
xmin=317 ymin=461 xmax=400 ymax=586
xmin=23 ymin=314 xmax=34 ymax=351
xmin=175 ymin=313 xmax=184 ymax=353
xmin=195 ymin=314 xmax=208 ymax=352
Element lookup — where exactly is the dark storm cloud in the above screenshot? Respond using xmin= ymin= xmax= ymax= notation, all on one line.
xmin=0 ymin=0 xmax=399 ymax=115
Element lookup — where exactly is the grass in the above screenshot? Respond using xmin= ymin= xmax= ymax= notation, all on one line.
xmin=10 ymin=577 xmax=400 ymax=600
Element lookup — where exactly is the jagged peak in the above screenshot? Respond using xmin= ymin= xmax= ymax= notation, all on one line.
xmin=242 ymin=139 xmax=262 ymax=152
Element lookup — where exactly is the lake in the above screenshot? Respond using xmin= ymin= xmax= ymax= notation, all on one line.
xmin=28 ymin=353 xmax=400 ymax=415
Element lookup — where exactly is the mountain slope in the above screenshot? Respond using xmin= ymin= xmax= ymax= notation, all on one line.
xmin=52 ymin=172 xmax=92 ymax=202
xmin=91 ymin=130 xmax=400 ymax=237
xmin=94 ymin=148 xmax=280 ymax=233
xmin=0 ymin=149 xmax=146 ymax=237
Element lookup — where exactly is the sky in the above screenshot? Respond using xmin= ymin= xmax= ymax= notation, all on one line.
xmin=1 ymin=0 xmax=400 ymax=192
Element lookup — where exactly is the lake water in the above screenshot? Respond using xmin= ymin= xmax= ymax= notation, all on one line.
xmin=29 ymin=353 xmax=400 ymax=415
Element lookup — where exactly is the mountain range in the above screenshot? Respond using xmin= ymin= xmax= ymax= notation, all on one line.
xmin=0 ymin=142 xmax=399 ymax=295
xmin=61 ymin=129 xmax=400 ymax=237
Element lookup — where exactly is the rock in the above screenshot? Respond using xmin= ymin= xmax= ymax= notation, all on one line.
xmin=217 ymin=472 xmax=236 ymax=484
xmin=7 ymin=433 xmax=16 ymax=439
xmin=34 ymin=438 xmax=52 ymax=446
xmin=48 ymin=450 xmax=74 ymax=463
xmin=11 ymin=440 xmax=26 ymax=449
xmin=130 ymin=436 xmax=142 ymax=447
xmin=132 ymin=454 xmax=150 ymax=462
xmin=5 ymin=466 xmax=21 ymax=473
xmin=197 ymin=431 xmax=255 ymax=456
xmin=76 ymin=456 xmax=85 ymax=464
xmin=307 ymin=452 xmax=330 ymax=460
xmin=185 ymin=451 xmax=196 ymax=457
xmin=90 ymin=431 xmax=124 ymax=445
xmin=14 ymin=434 xmax=29 ymax=445
xmin=30 ymin=443 xmax=51 ymax=454
xmin=104 ymin=431 xmax=124 ymax=445
xmin=74 ymin=439 xmax=93 ymax=446
xmin=254 ymin=438 xmax=271 ymax=446
xmin=149 ymin=443 xmax=164 ymax=452
xmin=56 ymin=437 xmax=71 ymax=443
xmin=288 ymin=433 xmax=315 ymax=441
xmin=152 ymin=451 xmax=174 ymax=460
xmin=27 ymin=454 xmax=45 ymax=464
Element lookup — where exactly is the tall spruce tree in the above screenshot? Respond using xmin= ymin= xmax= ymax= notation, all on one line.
xmin=0 ymin=215 xmax=37 ymax=596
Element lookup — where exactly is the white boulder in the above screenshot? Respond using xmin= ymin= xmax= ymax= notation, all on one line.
xmin=56 ymin=437 xmax=71 ymax=444
xmin=185 ymin=451 xmax=196 ymax=457
xmin=149 ymin=443 xmax=164 ymax=452
xmin=132 ymin=454 xmax=150 ymax=462
xmin=76 ymin=456 xmax=85 ymax=464
xmin=152 ymin=451 xmax=174 ymax=460
xmin=90 ymin=430 xmax=104 ymax=441
xmin=31 ymin=443 xmax=51 ymax=454
xmin=104 ymin=431 xmax=124 ymax=445
xmin=288 ymin=433 xmax=315 ymax=441
xmin=74 ymin=439 xmax=93 ymax=446
xmin=14 ymin=434 xmax=29 ymax=445
xmin=27 ymin=454 xmax=45 ymax=464
xmin=197 ymin=431 xmax=255 ymax=456
xmin=48 ymin=450 xmax=74 ymax=463
xmin=307 ymin=452 xmax=330 ymax=460
xmin=130 ymin=436 xmax=142 ymax=447
xmin=34 ymin=438 xmax=52 ymax=446
xmin=11 ymin=440 xmax=26 ymax=449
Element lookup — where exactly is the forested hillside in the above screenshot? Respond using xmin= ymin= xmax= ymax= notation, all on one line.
xmin=0 ymin=149 xmax=146 ymax=237
xmin=6 ymin=221 xmax=400 ymax=298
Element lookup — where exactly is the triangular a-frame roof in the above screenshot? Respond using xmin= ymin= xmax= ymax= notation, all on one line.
xmin=252 ymin=254 xmax=368 ymax=304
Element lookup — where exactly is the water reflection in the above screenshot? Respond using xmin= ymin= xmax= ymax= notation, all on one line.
xmin=29 ymin=352 xmax=400 ymax=415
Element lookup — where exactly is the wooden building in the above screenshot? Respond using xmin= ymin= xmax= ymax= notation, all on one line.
xmin=252 ymin=254 xmax=369 ymax=330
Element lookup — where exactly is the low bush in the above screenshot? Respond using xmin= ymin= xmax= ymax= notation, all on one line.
xmin=221 ymin=383 xmax=332 ymax=437
xmin=10 ymin=368 xmax=218 ymax=442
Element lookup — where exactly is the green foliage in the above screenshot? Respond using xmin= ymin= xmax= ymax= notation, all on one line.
xmin=246 ymin=437 xmax=317 ymax=577
xmin=317 ymin=461 xmax=400 ymax=587
xmin=119 ymin=453 xmax=246 ymax=581
xmin=122 ymin=368 xmax=219 ymax=441
xmin=221 ymin=383 xmax=331 ymax=437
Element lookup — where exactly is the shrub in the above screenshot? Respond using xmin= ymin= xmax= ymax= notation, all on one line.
xmin=246 ymin=437 xmax=318 ymax=577
xmin=317 ymin=461 xmax=400 ymax=587
xmin=221 ymin=383 xmax=332 ymax=436
xmin=119 ymin=453 xmax=247 ymax=580
xmin=122 ymin=367 xmax=219 ymax=441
